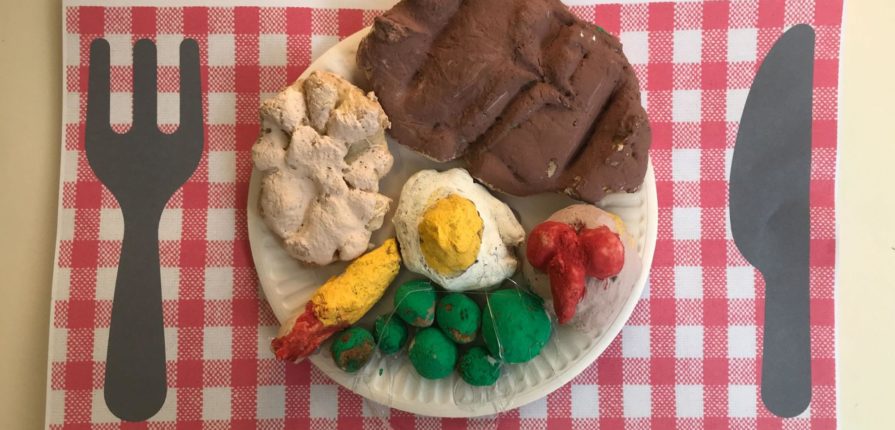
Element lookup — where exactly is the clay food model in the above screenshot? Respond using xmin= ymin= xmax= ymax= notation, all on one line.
xmin=374 ymin=313 xmax=409 ymax=354
xmin=357 ymin=0 xmax=651 ymax=203
xmin=458 ymin=346 xmax=501 ymax=387
xmin=394 ymin=279 xmax=437 ymax=327
xmin=408 ymin=327 xmax=458 ymax=380
xmin=252 ymin=71 xmax=394 ymax=266
xmin=393 ymin=168 xmax=525 ymax=291
xmin=527 ymin=222 xmax=623 ymax=324
xmin=271 ymin=239 xmax=401 ymax=362
xmin=435 ymin=293 xmax=481 ymax=344
xmin=481 ymin=289 xmax=552 ymax=364
xmin=331 ymin=286 xmax=557 ymax=385
xmin=523 ymin=205 xmax=636 ymax=324
xmin=330 ymin=327 xmax=376 ymax=372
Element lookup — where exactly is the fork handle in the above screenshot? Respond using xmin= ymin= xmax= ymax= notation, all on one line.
xmin=760 ymin=267 xmax=812 ymax=417
xmin=104 ymin=210 xmax=167 ymax=421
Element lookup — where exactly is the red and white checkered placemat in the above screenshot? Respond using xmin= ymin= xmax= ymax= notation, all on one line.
xmin=48 ymin=0 xmax=842 ymax=428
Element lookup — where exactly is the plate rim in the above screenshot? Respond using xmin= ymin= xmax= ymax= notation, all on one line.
xmin=247 ymin=27 xmax=658 ymax=418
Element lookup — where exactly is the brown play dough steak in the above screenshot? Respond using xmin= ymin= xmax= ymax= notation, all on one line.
xmin=356 ymin=0 xmax=651 ymax=203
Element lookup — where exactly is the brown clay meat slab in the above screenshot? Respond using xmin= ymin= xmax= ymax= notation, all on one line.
xmin=357 ymin=0 xmax=651 ymax=203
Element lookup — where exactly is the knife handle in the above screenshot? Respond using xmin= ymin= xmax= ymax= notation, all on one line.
xmin=760 ymin=267 xmax=812 ymax=417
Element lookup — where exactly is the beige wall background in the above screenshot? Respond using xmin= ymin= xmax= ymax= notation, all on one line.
xmin=1 ymin=0 xmax=892 ymax=428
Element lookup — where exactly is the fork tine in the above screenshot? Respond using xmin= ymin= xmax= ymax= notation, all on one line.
xmin=178 ymin=39 xmax=203 ymax=140
xmin=86 ymin=39 xmax=112 ymax=138
xmin=132 ymin=39 xmax=158 ymax=134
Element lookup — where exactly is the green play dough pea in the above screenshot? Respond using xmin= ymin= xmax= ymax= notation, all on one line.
xmin=458 ymin=346 xmax=501 ymax=386
xmin=481 ymin=289 xmax=552 ymax=364
xmin=394 ymin=279 xmax=437 ymax=327
xmin=408 ymin=327 xmax=457 ymax=379
xmin=373 ymin=313 xmax=408 ymax=355
xmin=330 ymin=327 xmax=375 ymax=373
xmin=436 ymin=293 xmax=481 ymax=344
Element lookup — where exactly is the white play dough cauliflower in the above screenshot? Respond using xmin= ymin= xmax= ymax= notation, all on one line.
xmin=252 ymin=71 xmax=393 ymax=266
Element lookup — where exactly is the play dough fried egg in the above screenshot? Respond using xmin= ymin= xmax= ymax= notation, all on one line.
xmin=393 ymin=168 xmax=525 ymax=291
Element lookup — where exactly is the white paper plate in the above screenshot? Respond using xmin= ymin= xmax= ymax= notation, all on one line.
xmin=247 ymin=28 xmax=658 ymax=418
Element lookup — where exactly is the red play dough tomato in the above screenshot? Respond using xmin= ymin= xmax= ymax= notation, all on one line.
xmin=526 ymin=221 xmax=578 ymax=270
xmin=578 ymin=226 xmax=624 ymax=279
xmin=547 ymin=248 xmax=587 ymax=325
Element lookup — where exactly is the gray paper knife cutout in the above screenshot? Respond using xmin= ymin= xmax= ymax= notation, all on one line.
xmin=729 ymin=25 xmax=814 ymax=418
xmin=86 ymin=38 xmax=204 ymax=421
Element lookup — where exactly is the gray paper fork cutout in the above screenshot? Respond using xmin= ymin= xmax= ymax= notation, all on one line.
xmin=86 ymin=38 xmax=204 ymax=421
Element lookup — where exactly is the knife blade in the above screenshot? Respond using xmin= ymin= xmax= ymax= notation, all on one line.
xmin=729 ymin=24 xmax=814 ymax=418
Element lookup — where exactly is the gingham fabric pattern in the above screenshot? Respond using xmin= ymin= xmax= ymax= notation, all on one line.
xmin=48 ymin=0 xmax=842 ymax=428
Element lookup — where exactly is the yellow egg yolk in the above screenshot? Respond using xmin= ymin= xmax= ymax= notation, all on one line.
xmin=310 ymin=239 xmax=401 ymax=327
xmin=417 ymin=194 xmax=484 ymax=277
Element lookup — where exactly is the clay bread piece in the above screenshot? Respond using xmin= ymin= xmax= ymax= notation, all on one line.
xmin=252 ymin=71 xmax=393 ymax=266
xmin=357 ymin=0 xmax=651 ymax=203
